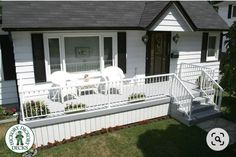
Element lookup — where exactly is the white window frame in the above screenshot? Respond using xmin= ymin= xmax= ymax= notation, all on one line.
xmin=206 ymin=33 xmax=219 ymax=62
xmin=232 ymin=5 xmax=236 ymax=17
xmin=44 ymin=32 xmax=117 ymax=81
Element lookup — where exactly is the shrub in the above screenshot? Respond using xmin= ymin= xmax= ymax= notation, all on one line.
xmin=23 ymin=101 xmax=50 ymax=118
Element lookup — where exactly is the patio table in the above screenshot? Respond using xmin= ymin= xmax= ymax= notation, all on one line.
xmin=67 ymin=78 xmax=100 ymax=96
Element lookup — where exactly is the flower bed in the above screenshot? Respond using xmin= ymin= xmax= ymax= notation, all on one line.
xmin=0 ymin=106 xmax=17 ymax=120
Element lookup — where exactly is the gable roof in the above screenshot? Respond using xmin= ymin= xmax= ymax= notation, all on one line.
xmin=2 ymin=1 xmax=228 ymax=31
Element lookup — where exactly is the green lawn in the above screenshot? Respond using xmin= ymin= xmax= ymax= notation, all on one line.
xmin=221 ymin=94 xmax=236 ymax=123
xmin=1 ymin=119 xmax=234 ymax=157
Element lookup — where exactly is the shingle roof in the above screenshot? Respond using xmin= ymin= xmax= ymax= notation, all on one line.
xmin=180 ymin=1 xmax=228 ymax=30
xmin=2 ymin=1 xmax=228 ymax=31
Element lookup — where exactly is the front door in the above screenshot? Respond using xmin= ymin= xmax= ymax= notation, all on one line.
xmin=146 ymin=31 xmax=171 ymax=76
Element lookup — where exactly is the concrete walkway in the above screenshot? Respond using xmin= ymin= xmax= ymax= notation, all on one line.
xmin=197 ymin=118 xmax=236 ymax=145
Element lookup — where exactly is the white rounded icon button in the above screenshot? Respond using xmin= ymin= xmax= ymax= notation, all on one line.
xmin=206 ymin=128 xmax=229 ymax=151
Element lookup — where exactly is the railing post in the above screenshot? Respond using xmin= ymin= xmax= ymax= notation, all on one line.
xmin=188 ymin=97 xmax=193 ymax=120
xmin=19 ymin=77 xmax=26 ymax=122
xmin=200 ymin=70 xmax=204 ymax=91
xmin=218 ymin=91 xmax=223 ymax=111
xmin=169 ymin=74 xmax=174 ymax=97
xmin=107 ymin=81 xmax=110 ymax=108
xmin=178 ymin=63 xmax=182 ymax=79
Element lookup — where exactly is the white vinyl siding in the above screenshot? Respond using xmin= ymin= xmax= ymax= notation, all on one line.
xmin=126 ymin=31 xmax=146 ymax=78
xmin=12 ymin=32 xmax=35 ymax=88
xmin=0 ymin=80 xmax=18 ymax=104
xmin=150 ymin=4 xmax=192 ymax=32
xmin=170 ymin=32 xmax=220 ymax=80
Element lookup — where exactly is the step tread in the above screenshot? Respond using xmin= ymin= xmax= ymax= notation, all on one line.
xmin=192 ymin=109 xmax=220 ymax=119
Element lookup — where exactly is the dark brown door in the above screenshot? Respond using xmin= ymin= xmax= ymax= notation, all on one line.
xmin=146 ymin=31 xmax=171 ymax=76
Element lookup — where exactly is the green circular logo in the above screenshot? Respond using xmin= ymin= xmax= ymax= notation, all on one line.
xmin=5 ymin=124 xmax=35 ymax=153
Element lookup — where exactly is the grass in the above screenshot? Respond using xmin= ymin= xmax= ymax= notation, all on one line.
xmin=0 ymin=122 xmax=20 ymax=157
xmin=221 ymin=93 xmax=236 ymax=123
xmin=0 ymin=119 xmax=222 ymax=157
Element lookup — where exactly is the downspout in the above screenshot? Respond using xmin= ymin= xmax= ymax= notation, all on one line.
xmin=7 ymin=31 xmax=21 ymax=124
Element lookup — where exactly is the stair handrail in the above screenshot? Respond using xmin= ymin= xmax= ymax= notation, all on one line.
xmin=171 ymin=74 xmax=194 ymax=120
xmin=200 ymin=70 xmax=224 ymax=111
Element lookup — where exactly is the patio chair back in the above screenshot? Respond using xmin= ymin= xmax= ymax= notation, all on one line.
xmin=50 ymin=71 xmax=70 ymax=86
xmin=102 ymin=66 xmax=125 ymax=82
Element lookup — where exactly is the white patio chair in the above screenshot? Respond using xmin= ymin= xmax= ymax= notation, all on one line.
xmin=101 ymin=66 xmax=125 ymax=94
xmin=50 ymin=71 xmax=78 ymax=103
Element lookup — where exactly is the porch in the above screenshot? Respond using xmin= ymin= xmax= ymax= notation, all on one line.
xmin=19 ymin=63 xmax=223 ymax=127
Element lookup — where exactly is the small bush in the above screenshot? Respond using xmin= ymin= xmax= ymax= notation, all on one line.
xmin=23 ymin=101 xmax=50 ymax=118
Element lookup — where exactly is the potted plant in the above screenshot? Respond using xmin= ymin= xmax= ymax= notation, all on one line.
xmin=65 ymin=103 xmax=86 ymax=114
xmin=128 ymin=93 xmax=146 ymax=103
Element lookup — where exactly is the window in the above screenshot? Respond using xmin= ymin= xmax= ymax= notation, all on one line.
xmin=207 ymin=36 xmax=216 ymax=57
xmin=65 ymin=36 xmax=100 ymax=72
xmin=206 ymin=34 xmax=219 ymax=61
xmin=104 ymin=37 xmax=113 ymax=68
xmin=233 ymin=6 xmax=236 ymax=17
xmin=48 ymin=38 xmax=61 ymax=73
xmin=44 ymin=33 xmax=117 ymax=80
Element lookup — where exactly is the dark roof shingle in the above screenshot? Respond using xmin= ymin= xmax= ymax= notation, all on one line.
xmin=2 ymin=1 xmax=228 ymax=31
xmin=180 ymin=1 xmax=228 ymax=30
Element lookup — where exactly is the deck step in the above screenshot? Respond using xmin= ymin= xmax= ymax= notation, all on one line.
xmin=170 ymin=101 xmax=220 ymax=126
xmin=191 ymin=103 xmax=215 ymax=114
xmin=192 ymin=97 xmax=207 ymax=104
xmin=189 ymin=110 xmax=221 ymax=125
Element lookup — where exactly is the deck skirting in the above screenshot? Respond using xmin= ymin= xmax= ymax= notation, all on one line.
xmin=26 ymin=98 xmax=170 ymax=147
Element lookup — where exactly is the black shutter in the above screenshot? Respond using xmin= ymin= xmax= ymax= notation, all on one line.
xmin=117 ymin=32 xmax=127 ymax=73
xmin=219 ymin=32 xmax=223 ymax=61
xmin=201 ymin=32 xmax=209 ymax=63
xmin=228 ymin=5 xmax=232 ymax=19
xmin=31 ymin=34 xmax=46 ymax=83
xmin=0 ymin=35 xmax=16 ymax=80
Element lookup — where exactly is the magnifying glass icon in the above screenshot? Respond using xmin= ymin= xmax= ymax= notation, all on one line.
xmin=215 ymin=136 xmax=221 ymax=143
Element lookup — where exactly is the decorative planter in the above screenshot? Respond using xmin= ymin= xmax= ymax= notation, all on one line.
xmin=64 ymin=103 xmax=86 ymax=114
xmin=128 ymin=93 xmax=146 ymax=103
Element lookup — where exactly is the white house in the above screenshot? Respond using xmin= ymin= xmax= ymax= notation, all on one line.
xmin=1 ymin=1 xmax=228 ymax=147
xmin=214 ymin=1 xmax=236 ymax=52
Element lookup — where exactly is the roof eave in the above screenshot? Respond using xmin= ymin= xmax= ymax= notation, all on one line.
xmin=196 ymin=28 xmax=229 ymax=31
xmin=2 ymin=26 xmax=145 ymax=31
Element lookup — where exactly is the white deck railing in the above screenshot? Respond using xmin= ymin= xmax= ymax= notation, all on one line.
xmin=179 ymin=63 xmax=215 ymax=84
xmin=19 ymin=73 xmax=193 ymax=122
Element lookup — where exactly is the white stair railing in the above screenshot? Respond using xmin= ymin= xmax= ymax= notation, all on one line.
xmin=179 ymin=63 xmax=215 ymax=84
xmin=200 ymin=70 xmax=224 ymax=111
xmin=171 ymin=74 xmax=194 ymax=120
